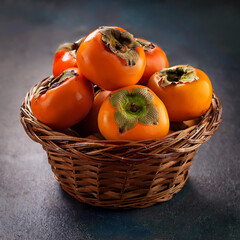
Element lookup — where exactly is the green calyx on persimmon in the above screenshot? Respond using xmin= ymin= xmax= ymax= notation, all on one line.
xmin=158 ymin=65 xmax=199 ymax=87
xmin=100 ymin=26 xmax=141 ymax=66
xmin=109 ymin=88 xmax=159 ymax=133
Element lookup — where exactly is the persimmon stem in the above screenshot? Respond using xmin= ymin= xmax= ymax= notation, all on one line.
xmin=130 ymin=102 xmax=138 ymax=112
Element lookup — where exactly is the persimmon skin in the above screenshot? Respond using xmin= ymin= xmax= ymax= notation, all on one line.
xmin=136 ymin=38 xmax=169 ymax=85
xmin=75 ymin=90 xmax=111 ymax=136
xmin=98 ymin=85 xmax=169 ymax=141
xmin=31 ymin=68 xmax=94 ymax=130
xmin=76 ymin=27 xmax=146 ymax=91
xmin=147 ymin=65 xmax=213 ymax=122
xmin=52 ymin=49 xmax=77 ymax=78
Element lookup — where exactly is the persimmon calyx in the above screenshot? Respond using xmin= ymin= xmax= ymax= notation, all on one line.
xmin=136 ymin=39 xmax=155 ymax=51
xmin=34 ymin=69 xmax=78 ymax=100
xmin=99 ymin=26 xmax=141 ymax=66
xmin=157 ymin=65 xmax=199 ymax=87
xmin=57 ymin=36 xmax=85 ymax=58
xmin=109 ymin=88 xmax=159 ymax=133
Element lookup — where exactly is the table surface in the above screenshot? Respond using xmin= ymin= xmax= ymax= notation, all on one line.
xmin=0 ymin=0 xmax=239 ymax=239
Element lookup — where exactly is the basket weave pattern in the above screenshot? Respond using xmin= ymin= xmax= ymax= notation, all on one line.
xmin=20 ymin=78 xmax=222 ymax=209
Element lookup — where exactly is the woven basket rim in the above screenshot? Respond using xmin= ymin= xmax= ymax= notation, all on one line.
xmin=20 ymin=77 xmax=222 ymax=163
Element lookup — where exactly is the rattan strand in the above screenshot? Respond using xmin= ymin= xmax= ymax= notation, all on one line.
xmin=20 ymin=78 xmax=222 ymax=209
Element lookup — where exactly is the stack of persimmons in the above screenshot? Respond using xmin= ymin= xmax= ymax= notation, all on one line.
xmin=31 ymin=26 xmax=213 ymax=141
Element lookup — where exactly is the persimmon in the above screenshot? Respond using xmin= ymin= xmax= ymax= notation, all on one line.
xmin=76 ymin=26 xmax=146 ymax=91
xmin=136 ymin=38 xmax=169 ymax=85
xmin=98 ymin=85 xmax=169 ymax=140
xmin=52 ymin=38 xmax=84 ymax=78
xmin=31 ymin=68 xmax=94 ymax=130
xmin=74 ymin=89 xmax=111 ymax=137
xmin=147 ymin=65 xmax=213 ymax=122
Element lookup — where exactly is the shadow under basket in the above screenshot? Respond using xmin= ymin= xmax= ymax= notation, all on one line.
xmin=20 ymin=79 xmax=222 ymax=209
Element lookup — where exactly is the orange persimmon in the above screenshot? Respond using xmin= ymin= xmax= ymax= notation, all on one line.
xmin=147 ymin=65 xmax=213 ymax=122
xmin=98 ymin=85 xmax=169 ymax=140
xmin=52 ymin=38 xmax=84 ymax=78
xmin=52 ymin=48 xmax=77 ymax=78
xmin=136 ymin=38 xmax=169 ymax=85
xmin=76 ymin=26 xmax=146 ymax=91
xmin=31 ymin=68 xmax=94 ymax=130
xmin=74 ymin=89 xmax=111 ymax=137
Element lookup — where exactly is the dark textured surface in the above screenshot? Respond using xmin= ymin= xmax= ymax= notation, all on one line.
xmin=0 ymin=0 xmax=239 ymax=239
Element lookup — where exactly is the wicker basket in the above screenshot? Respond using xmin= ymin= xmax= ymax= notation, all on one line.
xmin=20 ymin=77 xmax=222 ymax=209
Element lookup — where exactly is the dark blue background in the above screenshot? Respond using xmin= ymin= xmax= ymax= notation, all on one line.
xmin=0 ymin=0 xmax=239 ymax=239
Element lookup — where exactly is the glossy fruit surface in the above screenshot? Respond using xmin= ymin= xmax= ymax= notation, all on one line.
xmin=52 ymin=38 xmax=84 ymax=78
xmin=76 ymin=26 xmax=146 ymax=90
xmin=31 ymin=68 xmax=94 ymax=130
xmin=147 ymin=65 xmax=213 ymax=122
xmin=136 ymin=38 xmax=169 ymax=85
xmin=53 ymin=49 xmax=77 ymax=78
xmin=98 ymin=85 xmax=169 ymax=140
